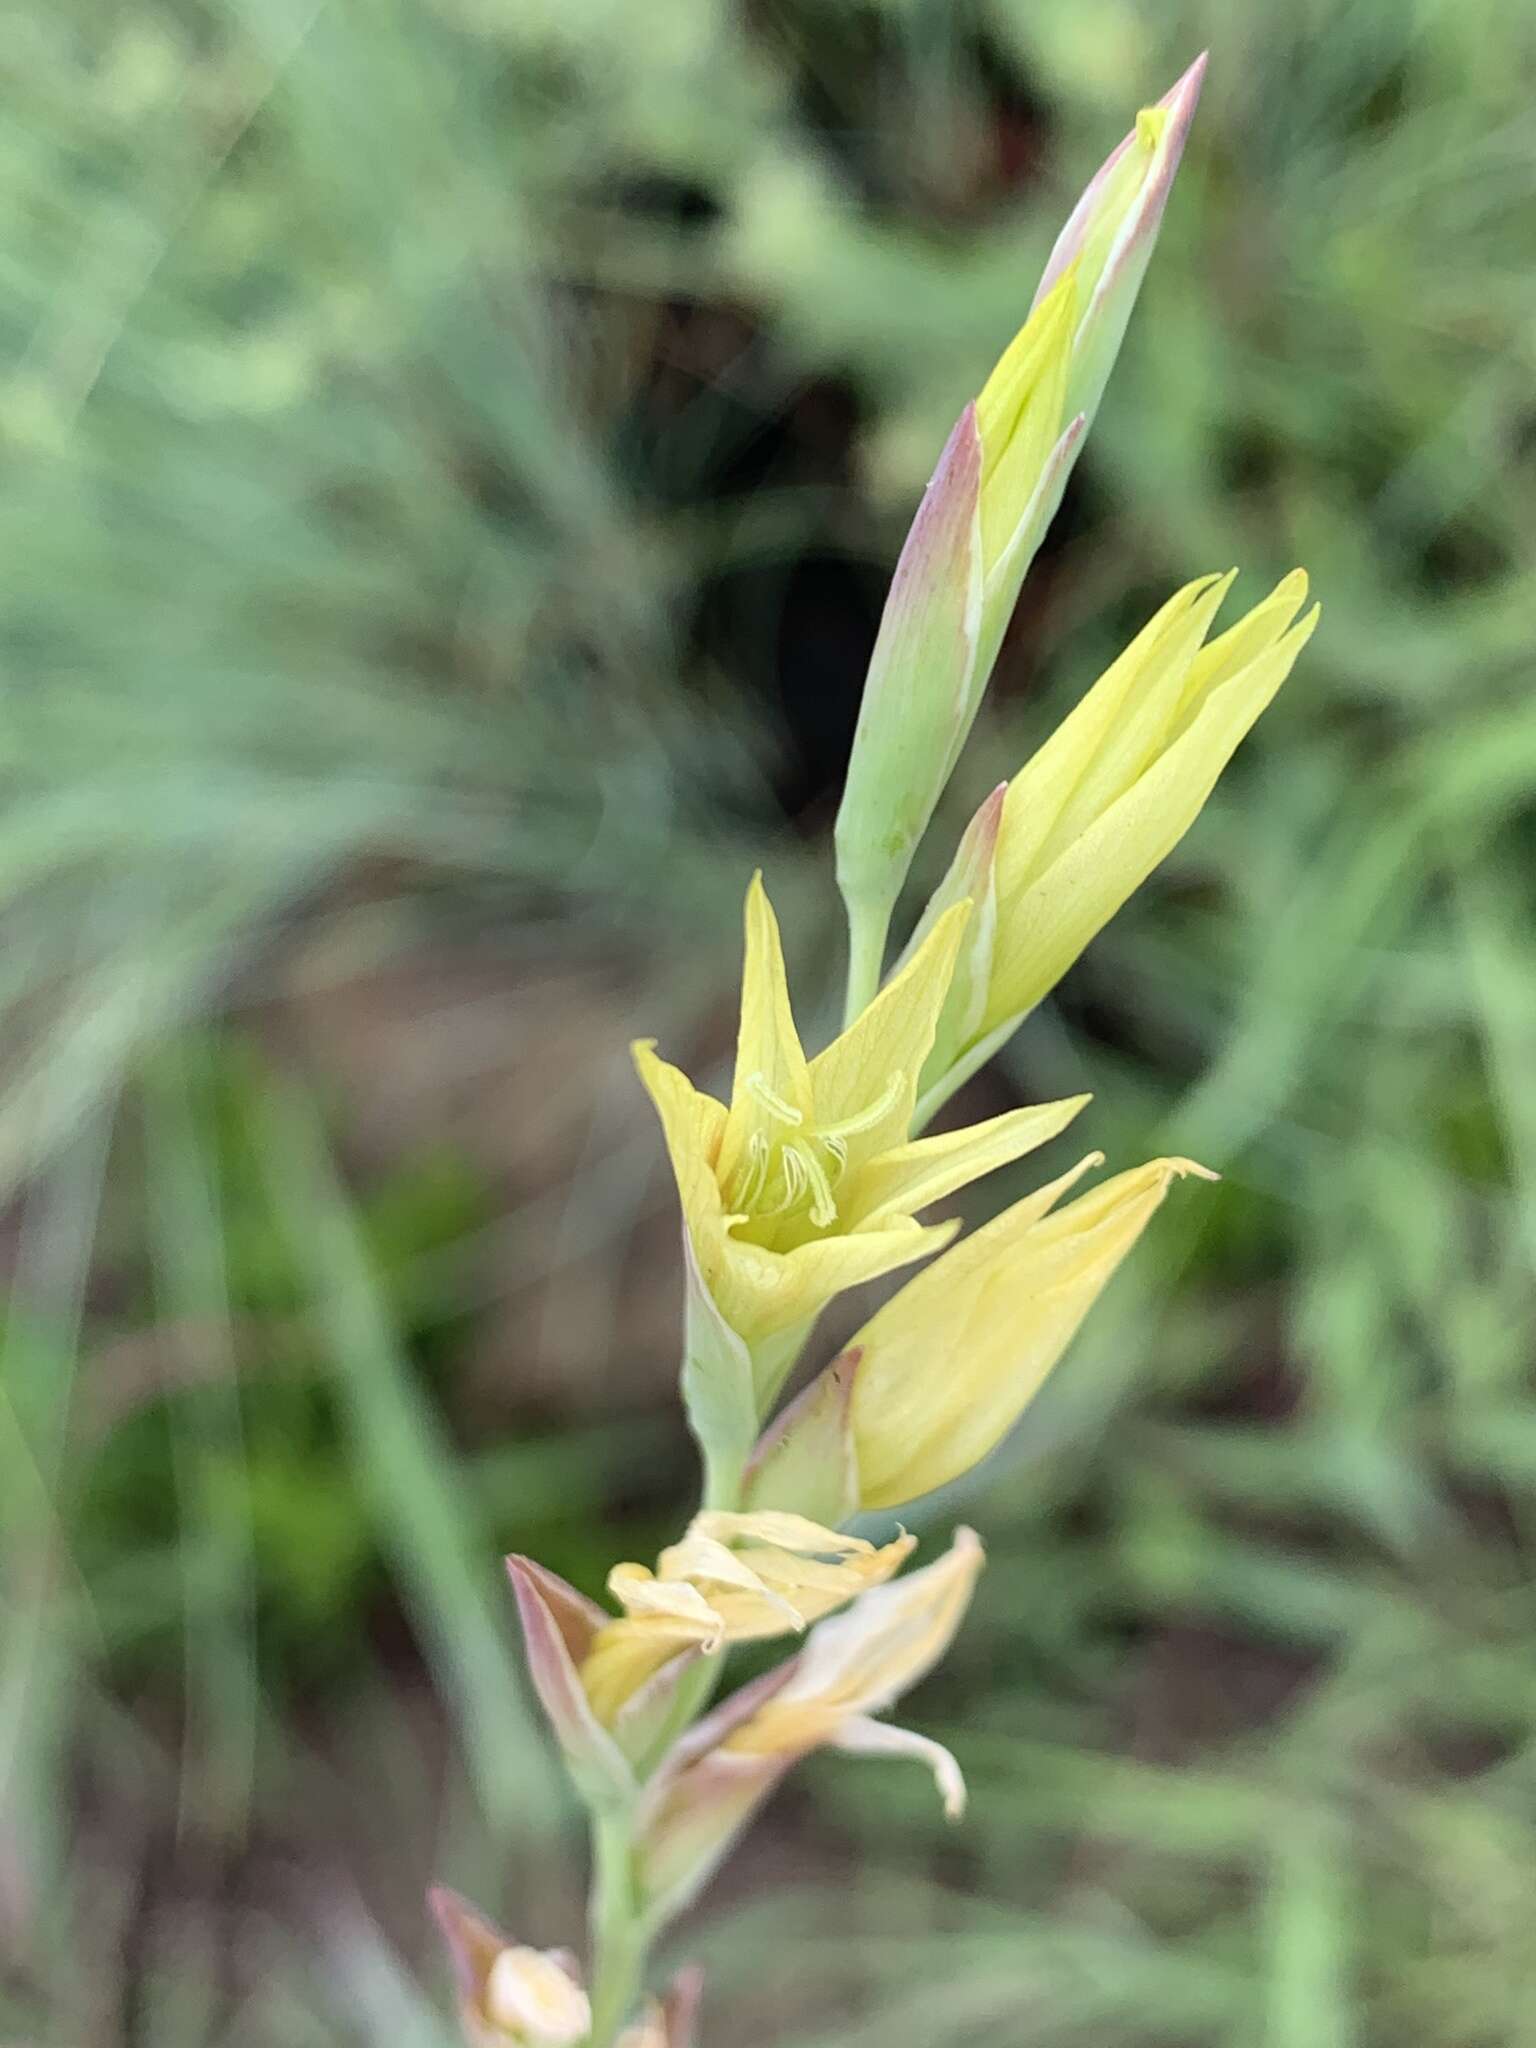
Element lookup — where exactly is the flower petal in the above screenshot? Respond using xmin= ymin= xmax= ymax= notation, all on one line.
xmin=808 ymin=903 xmax=971 ymax=1167
xmin=507 ymin=1556 xmax=635 ymax=1803
xmin=633 ymin=1039 xmax=728 ymax=1238
xmin=975 ymin=266 xmax=1077 ymax=568
xmin=735 ymin=1526 xmax=985 ymax=1731
xmin=985 ymin=595 xmax=1318 ymax=1029
xmin=829 ymin=1711 xmax=967 ymax=1820
xmin=849 ymin=1093 xmax=1090 ymax=1229
xmin=993 ymin=573 xmax=1232 ymax=903
xmin=741 ymin=1348 xmax=862 ymax=1526
xmin=716 ymin=876 xmax=814 ymax=1192
xmin=711 ymin=1210 xmax=960 ymax=1364
xmin=848 ymin=1158 xmax=1216 ymax=1508
xmin=635 ymin=1532 xmax=981 ymax=1925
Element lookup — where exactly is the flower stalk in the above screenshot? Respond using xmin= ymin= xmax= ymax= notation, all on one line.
xmin=428 ymin=55 xmax=1317 ymax=2047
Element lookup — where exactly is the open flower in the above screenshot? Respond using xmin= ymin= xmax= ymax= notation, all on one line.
xmin=636 ymin=873 xmax=1087 ymax=1388
xmin=581 ymin=1510 xmax=915 ymax=1723
xmin=834 ymin=58 xmax=1207 ymax=963
xmin=916 ymin=570 xmax=1319 ymax=1106
xmin=635 ymin=1529 xmax=984 ymax=1921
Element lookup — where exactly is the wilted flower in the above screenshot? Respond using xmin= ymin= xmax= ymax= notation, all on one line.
xmin=581 ymin=1510 xmax=915 ymax=1724
xmin=635 ymin=1529 xmax=984 ymax=1920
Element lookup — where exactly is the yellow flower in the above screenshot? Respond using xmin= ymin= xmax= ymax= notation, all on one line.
xmin=847 ymin=1155 xmax=1217 ymax=1509
xmin=635 ymin=873 xmax=1087 ymax=1379
xmin=581 ymin=1510 xmax=915 ymax=1725
xmin=635 ymin=1529 xmax=985 ymax=1920
xmin=983 ymin=572 xmax=1318 ymax=1036
xmin=916 ymin=571 xmax=1319 ymax=1108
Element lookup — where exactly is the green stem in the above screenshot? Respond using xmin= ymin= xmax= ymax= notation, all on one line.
xmin=584 ymin=1430 xmax=748 ymax=2041
xmin=585 ymin=1809 xmax=647 ymax=2048
xmin=842 ymin=889 xmax=894 ymax=1029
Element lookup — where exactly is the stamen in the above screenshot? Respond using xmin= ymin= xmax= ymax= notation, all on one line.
xmin=746 ymin=1072 xmax=804 ymax=1127
xmin=794 ymin=1141 xmax=839 ymax=1228
xmin=763 ymin=1144 xmax=808 ymax=1218
xmin=819 ymin=1132 xmax=849 ymax=1174
xmin=731 ymin=1130 xmax=771 ymax=1211
xmin=816 ymin=1072 xmax=904 ymax=1144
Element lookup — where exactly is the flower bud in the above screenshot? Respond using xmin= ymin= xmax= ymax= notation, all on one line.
xmin=982 ymin=571 xmax=1317 ymax=1042
xmin=915 ymin=570 xmax=1319 ymax=1114
xmin=485 ymin=1949 xmax=591 ymax=2046
xmin=846 ymin=1156 xmax=1217 ymax=1509
xmin=1034 ymin=53 xmax=1206 ymax=433
xmin=429 ymin=1890 xmax=590 ymax=2048
xmin=834 ymin=60 xmax=1207 ymax=973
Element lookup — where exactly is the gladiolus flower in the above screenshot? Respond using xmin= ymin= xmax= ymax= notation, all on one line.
xmin=635 ymin=873 xmax=1086 ymax=1408
xmin=581 ymin=1511 xmax=915 ymax=1724
xmin=635 ymin=1530 xmax=984 ymax=1920
xmin=846 ymin=1155 xmax=1217 ymax=1509
xmin=916 ymin=571 xmax=1319 ymax=1113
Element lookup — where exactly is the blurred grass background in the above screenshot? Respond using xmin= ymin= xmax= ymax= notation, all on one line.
xmin=3 ymin=0 xmax=1536 ymax=2042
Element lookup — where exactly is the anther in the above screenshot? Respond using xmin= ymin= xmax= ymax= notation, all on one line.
xmin=795 ymin=1142 xmax=839 ymax=1229
xmin=745 ymin=1073 xmax=804 ymax=1127
xmin=731 ymin=1130 xmax=771 ymax=1211
xmin=764 ymin=1145 xmax=808 ymax=1218
xmin=817 ymin=1072 xmax=903 ymax=1145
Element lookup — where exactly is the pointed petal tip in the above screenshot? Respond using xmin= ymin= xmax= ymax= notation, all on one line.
xmin=1162 ymin=1155 xmax=1220 ymax=1184
xmin=1162 ymin=50 xmax=1209 ymax=120
xmin=426 ymin=1882 xmax=463 ymax=1934
xmin=428 ymin=1886 xmax=502 ymax=2002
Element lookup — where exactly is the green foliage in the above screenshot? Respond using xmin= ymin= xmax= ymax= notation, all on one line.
xmin=4 ymin=1 xmax=1536 ymax=2044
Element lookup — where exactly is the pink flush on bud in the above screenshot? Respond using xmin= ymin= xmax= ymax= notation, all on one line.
xmin=834 ymin=58 xmax=1207 ymax=979
xmin=1032 ymin=52 xmax=1208 ymax=427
